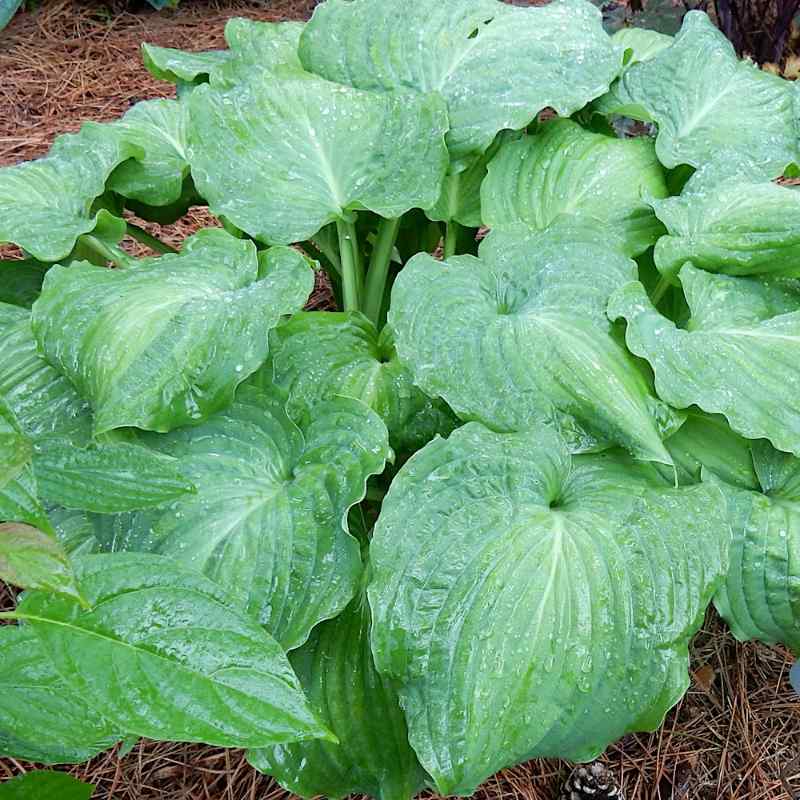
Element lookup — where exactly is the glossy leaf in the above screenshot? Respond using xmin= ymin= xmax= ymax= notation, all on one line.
xmin=711 ymin=446 xmax=800 ymax=654
xmin=596 ymin=12 xmax=799 ymax=173
xmin=0 ymin=302 xmax=92 ymax=443
xmin=653 ymin=158 xmax=800 ymax=280
xmin=0 ymin=626 xmax=120 ymax=764
xmin=31 ymin=229 xmax=313 ymax=434
xmin=250 ymin=582 xmax=427 ymax=800
xmin=141 ymin=42 xmax=228 ymax=85
xmin=613 ymin=27 xmax=672 ymax=66
xmin=390 ymin=224 xmax=676 ymax=464
xmin=108 ymin=99 xmax=189 ymax=207
xmin=143 ymin=387 xmax=390 ymax=649
xmin=0 ymin=522 xmax=83 ymax=602
xmin=187 ymin=72 xmax=449 ymax=245
xmin=0 ymin=399 xmax=31 ymax=489
xmin=0 ymin=124 xmax=137 ymax=262
xmin=300 ymin=0 xmax=622 ymax=170
xmin=369 ymin=422 xmax=728 ymax=794
xmin=16 ymin=553 xmax=333 ymax=747
xmin=0 ymin=771 xmax=94 ymax=800
xmin=482 ymin=119 xmax=667 ymax=256
xmin=32 ymin=438 xmax=195 ymax=513
xmin=270 ymin=311 xmax=456 ymax=453
xmin=609 ymin=264 xmax=800 ymax=456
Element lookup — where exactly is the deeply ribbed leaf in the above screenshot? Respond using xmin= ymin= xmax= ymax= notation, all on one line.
xmin=369 ymin=423 xmax=728 ymax=795
xmin=0 ymin=124 xmax=137 ymax=261
xmin=300 ymin=0 xmax=621 ymax=170
xmin=0 ymin=302 xmax=91 ymax=442
xmin=482 ymin=119 xmax=667 ymax=256
xmin=711 ymin=445 xmax=800 ymax=653
xmin=143 ymin=387 xmax=390 ymax=649
xmin=270 ymin=312 xmax=456 ymax=453
xmin=609 ymin=264 xmax=800 ymax=456
xmin=653 ymin=159 xmax=800 ymax=280
xmin=187 ymin=71 xmax=449 ymax=245
xmin=0 ymin=399 xmax=30 ymax=489
xmin=31 ymin=229 xmax=313 ymax=434
xmin=389 ymin=224 xmax=676 ymax=464
xmin=595 ymin=12 xmax=799 ymax=173
xmin=249 ymin=584 xmax=427 ymax=800
xmin=16 ymin=553 xmax=333 ymax=747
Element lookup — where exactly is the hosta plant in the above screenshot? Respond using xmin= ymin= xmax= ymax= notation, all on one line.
xmin=1 ymin=1 xmax=800 ymax=796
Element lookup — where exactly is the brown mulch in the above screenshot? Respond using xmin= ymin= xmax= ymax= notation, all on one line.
xmin=2 ymin=1 xmax=800 ymax=798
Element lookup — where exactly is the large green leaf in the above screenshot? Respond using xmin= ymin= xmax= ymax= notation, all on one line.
xmin=249 ymin=580 xmax=427 ymax=800
xmin=0 ymin=0 xmax=23 ymax=32
xmin=653 ymin=158 xmax=800 ymax=280
xmin=0 ymin=771 xmax=94 ymax=800
xmin=0 ymin=302 xmax=91 ymax=443
xmin=0 ymin=399 xmax=30 ymax=489
xmin=107 ymin=99 xmax=189 ymax=207
xmin=711 ymin=443 xmax=800 ymax=653
xmin=15 ymin=553 xmax=333 ymax=747
xmin=595 ymin=12 xmax=799 ymax=173
xmin=612 ymin=27 xmax=673 ymax=66
xmin=0 ymin=626 xmax=119 ymax=764
xmin=299 ymin=0 xmax=622 ymax=171
xmin=32 ymin=438 xmax=195 ymax=513
xmin=141 ymin=42 xmax=228 ymax=85
xmin=187 ymin=71 xmax=448 ymax=245
xmin=0 ymin=522 xmax=83 ymax=602
xmin=31 ymin=229 xmax=313 ymax=434
xmin=664 ymin=409 xmax=759 ymax=490
xmin=0 ymin=259 xmax=48 ymax=308
xmin=142 ymin=387 xmax=390 ymax=649
xmin=368 ymin=422 xmax=728 ymax=794
xmin=609 ymin=264 xmax=800 ymax=456
xmin=0 ymin=124 xmax=137 ymax=262
xmin=482 ymin=119 xmax=667 ymax=257
xmin=389 ymin=224 xmax=676 ymax=464
xmin=270 ymin=311 xmax=456 ymax=453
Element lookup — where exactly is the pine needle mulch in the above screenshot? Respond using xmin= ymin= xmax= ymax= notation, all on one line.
xmin=2 ymin=1 xmax=800 ymax=797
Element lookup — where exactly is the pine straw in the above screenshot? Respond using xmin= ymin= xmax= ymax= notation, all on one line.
xmin=3 ymin=1 xmax=800 ymax=797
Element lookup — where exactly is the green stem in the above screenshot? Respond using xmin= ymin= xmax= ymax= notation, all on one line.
xmin=363 ymin=216 xmax=401 ymax=325
xmin=125 ymin=222 xmax=178 ymax=255
xmin=80 ymin=235 xmax=133 ymax=269
xmin=444 ymin=221 xmax=460 ymax=259
xmin=337 ymin=218 xmax=362 ymax=311
xmin=651 ymin=275 xmax=671 ymax=305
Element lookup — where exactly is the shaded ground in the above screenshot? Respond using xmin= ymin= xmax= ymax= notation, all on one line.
xmin=2 ymin=1 xmax=800 ymax=797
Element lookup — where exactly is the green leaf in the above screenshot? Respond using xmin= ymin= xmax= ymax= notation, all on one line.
xmin=0 ymin=124 xmax=138 ymax=262
xmin=107 ymin=99 xmax=189 ymax=207
xmin=142 ymin=386 xmax=390 ymax=649
xmin=270 ymin=311 xmax=456 ymax=453
xmin=609 ymin=264 xmax=800 ymax=456
xmin=16 ymin=553 xmax=333 ymax=747
xmin=31 ymin=229 xmax=313 ymax=434
xmin=187 ymin=72 xmax=449 ymax=245
xmin=0 ymin=626 xmax=120 ymax=764
xmin=368 ymin=422 xmax=729 ymax=794
xmin=612 ymin=27 xmax=673 ymax=66
xmin=0 ymin=259 xmax=48 ymax=308
xmin=596 ymin=12 xmax=799 ymax=173
xmin=0 ymin=399 xmax=31 ymax=489
xmin=0 ymin=522 xmax=84 ymax=602
xmin=300 ymin=0 xmax=622 ymax=170
xmin=664 ymin=410 xmax=759 ymax=490
xmin=0 ymin=771 xmax=94 ymax=800
xmin=0 ymin=0 xmax=23 ymax=32
xmin=482 ymin=118 xmax=667 ymax=256
xmin=710 ymin=451 xmax=800 ymax=653
xmin=32 ymin=438 xmax=195 ymax=513
xmin=653 ymin=158 xmax=800 ymax=280
xmin=249 ymin=582 xmax=427 ymax=800
xmin=0 ymin=302 xmax=92 ymax=443
xmin=141 ymin=42 xmax=228 ymax=85
xmin=389 ymin=224 xmax=676 ymax=464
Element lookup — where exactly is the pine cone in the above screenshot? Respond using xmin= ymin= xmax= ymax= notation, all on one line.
xmin=560 ymin=762 xmax=623 ymax=800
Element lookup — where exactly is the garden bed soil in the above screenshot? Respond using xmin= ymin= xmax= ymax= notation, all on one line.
xmin=1 ymin=2 xmax=799 ymax=797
